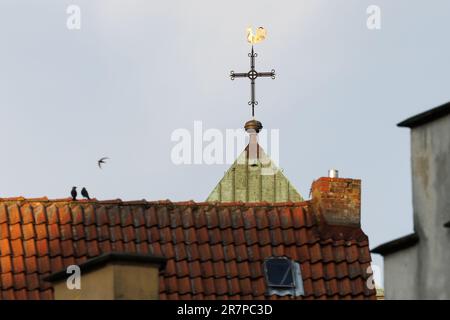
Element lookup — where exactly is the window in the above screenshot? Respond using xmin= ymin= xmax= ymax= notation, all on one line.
xmin=263 ymin=257 xmax=304 ymax=296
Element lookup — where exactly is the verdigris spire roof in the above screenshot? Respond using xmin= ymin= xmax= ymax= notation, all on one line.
xmin=206 ymin=120 xmax=303 ymax=203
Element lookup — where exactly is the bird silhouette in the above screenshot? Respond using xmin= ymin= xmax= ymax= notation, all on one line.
xmin=81 ymin=187 xmax=90 ymax=200
xmin=98 ymin=157 xmax=109 ymax=169
xmin=71 ymin=187 xmax=77 ymax=201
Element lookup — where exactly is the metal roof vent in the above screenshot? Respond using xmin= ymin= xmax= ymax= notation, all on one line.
xmin=328 ymin=169 xmax=339 ymax=178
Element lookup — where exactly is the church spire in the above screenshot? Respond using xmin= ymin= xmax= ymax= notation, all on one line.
xmin=205 ymin=28 xmax=303 ymax=203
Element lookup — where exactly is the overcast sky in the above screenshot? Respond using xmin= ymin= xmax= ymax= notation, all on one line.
xmin=1 ymin=0 xmax=449 ymax=282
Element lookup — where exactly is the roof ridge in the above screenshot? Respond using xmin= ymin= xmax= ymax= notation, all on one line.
xmin=0 ymin=197 xmax=311 ymax=207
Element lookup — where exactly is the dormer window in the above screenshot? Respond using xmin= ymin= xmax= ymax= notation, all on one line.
xmin=263 ymin=257 xmax=304 ymax=296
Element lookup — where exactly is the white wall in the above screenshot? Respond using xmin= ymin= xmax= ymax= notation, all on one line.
xmin=410 ymin=114 xmax=450 ymax=299
xmin=384 ymin=245 xmax=419 ymax=299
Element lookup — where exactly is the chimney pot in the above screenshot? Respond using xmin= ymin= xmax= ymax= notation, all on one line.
xmin=328 ymin=169 xmax=339 ymax=178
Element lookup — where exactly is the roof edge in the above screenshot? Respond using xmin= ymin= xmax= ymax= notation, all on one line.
xmin=371 ymin=233 xmax=419 ymax=256
xmin=43 ymin=252 xmax=167 ymax=282
xmin=397 ymin=101 xmax=450 ymax=128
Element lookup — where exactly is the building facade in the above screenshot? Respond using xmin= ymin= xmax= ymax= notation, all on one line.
xmin=373 ymin=102 xmax=450 ymax=299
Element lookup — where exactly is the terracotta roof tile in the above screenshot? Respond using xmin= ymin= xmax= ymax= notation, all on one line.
xmin=0 ymin=239 xmax=11 ymax=257
xmin=311 ymin=262 xmax=324 ymax=280
xmin=244 ymin=229 xmax=258 ymax=245
xmin=200 ymin=261 xmax=214 ymax=278
xmin=10 ymin=239 xmax=23 ymax=257
xmin=194 ymin=207 xmax=207 ymax=228
xmin=224 ymin=260 xmax=238 ymax=278
xmin=336 ymin=261 xmax=349 ymax=279
xmin=239 ymin=278 xmax=252 ymax=295
xmin=272 ymin=244 xmax=285 ymax=257
xmin=50 ymin=256 xmax=63 ymax=272
xmin=8 ymin=205 xmax=21 ymax=224
xmin=236 ymin=261 xmax=250 ymax=278
xmin=291 ymin=207 xmax=305 ymax=228
xmin=48 ymin=239 xmax=61 ymax=257
xmin=0 ymin=223 xmax=9 ymax=240
xmin=230 ymin=209 xmax=244 ymax=228
xmin=313 ymin=279 xmax=327 ymax=297
xmin=302 ymin=278 xmax=313 ymax=297
xmin=0 ymin=205 xmax=7 ymax=224
xmin=59 ymin=224 xmax=72 ymax=240
xmin=207 ymin=228 xmax=221 ymax=244
xmin=120 ymin=207 xmax=133 ymax=227
xmin=176 ymin=260 xmax=189 ymax=277
xmin=27 ymin=289 xmax=40 ymax=300
xmin=242 ymin=208 xmax=256 ymax=229
xmin=191 ymin=277 xmax=204 ymax=294
xmin=0 ymin=199 xmax=375 ymax=300
xmin=57 ymin=205 xmax=71 ymax=224
xmin=325 ymin=278 xmax=339 ymax=296
xmin=249 ymin=261 xmax=263 ymax=279
xmin=233 ymin=229 xmax=245 ymax=245
xmin=1 ymin=256 xmax=12 ymax=273
xmin=99 ymin=240 xmax=112 ymax=253
xmin=297 ymin=244 xmax=311 ymax=262
xmin=95 ymin=206 xmax=108 ymax=226
xmin=300 ymin=261 xmax=312 ymax=280
xmin=221 ymin=228 xmax=234 ymax=245
xmin=111 ymin=240 xmax=124 ymax=252
xmin=323 ymin=262 xmax=337 ymax=280
xmin=185 ymin=243 xmax=199 ymax=261
xmin=210 ymin=243 xmax=224 ymax=261
xmin=71 ymin=205 xmax=84 ymax=225
xmin=309 ymin=243 xmax=322 ymax=263
xmin=24 ymin=257 xmax=37 ymax=273
xmin=248 ymin=243 xmax=262 ymax=261
xmin=197 ymin=243 xmax=211 ymax=261
xmin=205 ymin=208 xmax=219 ymax=229
xmin=9 ymin=224 xmax=22 ymax=240
xmin=252 ymin=277 xmax=266 ymax=296
xmin=269 ymin=228 xmax=283 ymax=246
xmin=283 ymin=245 xmax=298 ymax=261
xmin=188 ymin=260 xmax=201 ymax=278
xmin=257 ymin=229 xmax=271 ymax=246
xmin=202 ymin=277 xmax=215 ymax=295
xmin=84 ymin=225 xmax=97 ymax=241
xmin=218 ymin=208 xmax=231 ymax=229
xmin=183 ymin=227 xmax=197 ymax=244
xmin=279 ymin=208 xmax=293 ymax=229
xmin=338 ymin=278 xmax=352 ymax=296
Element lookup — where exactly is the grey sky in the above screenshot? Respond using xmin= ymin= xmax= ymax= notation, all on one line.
xmin=1 ymin=0 xmax=449 ymax=282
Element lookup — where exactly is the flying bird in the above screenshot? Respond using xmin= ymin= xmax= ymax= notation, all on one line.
xmin=71 ymin=187 xmax=77 ymax=201
xmin=81 ymin=187 xmax=90 ymax=200
xmin=246 ymin=26 xmax=266 ymax=45
xmin=98 ymin=157 xmax=109 ymax=169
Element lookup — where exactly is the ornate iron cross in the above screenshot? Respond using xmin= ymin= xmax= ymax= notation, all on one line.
xmin=230 ymin=46 xmax=276 ymax=117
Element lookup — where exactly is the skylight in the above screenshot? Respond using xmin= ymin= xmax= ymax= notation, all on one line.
xmin=264 ymin=257 xmax=304 ymax=296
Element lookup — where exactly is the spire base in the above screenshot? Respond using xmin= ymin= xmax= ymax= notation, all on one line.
xmin=244 ymin=119 xmax=263 ymax=133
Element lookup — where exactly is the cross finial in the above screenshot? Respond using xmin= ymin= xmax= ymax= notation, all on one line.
xmin=230 ymin=29 xmax=276 ymax=118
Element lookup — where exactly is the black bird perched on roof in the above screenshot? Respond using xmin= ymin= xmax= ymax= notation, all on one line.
xmin=81 ymin=187 xmax=90 ymax=200
xmin=98 ymin=157 xmax=109 ymax=169
xmin=71 ymin=187 xmax=77 ymax=201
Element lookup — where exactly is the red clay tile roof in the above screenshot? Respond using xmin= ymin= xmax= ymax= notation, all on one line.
xmin=0 ymin=198 xmax=376 ymax=300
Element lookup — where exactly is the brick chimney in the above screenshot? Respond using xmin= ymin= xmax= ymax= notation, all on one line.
xmin=44 ymin=253 xmax=166 ymax=300
xmin=311 ymin=177 xmax=361 ymax=227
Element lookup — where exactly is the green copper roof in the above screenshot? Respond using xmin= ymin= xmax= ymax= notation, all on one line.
xmin=206 ymin=144 xmax=303 ymax=203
